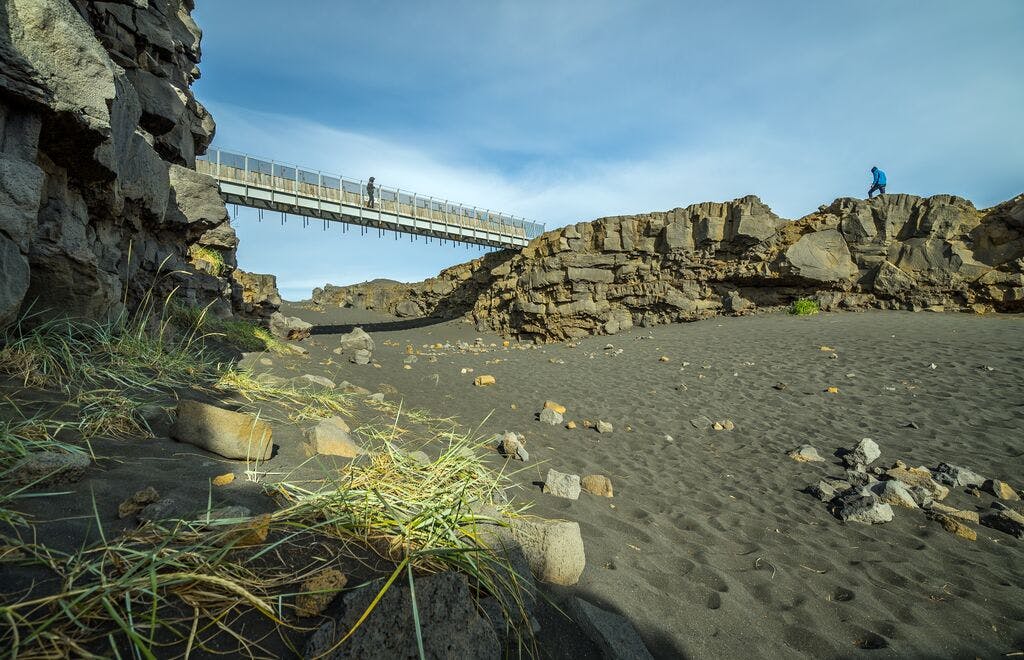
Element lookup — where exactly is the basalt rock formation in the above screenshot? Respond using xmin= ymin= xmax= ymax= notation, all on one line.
xmin=314 ymin=193 xmax=1024 ymax=341
xmin=0 ymin=0 xmax=236 ymax=328
xmin=233 ymin=270 xmax=282 ymax=321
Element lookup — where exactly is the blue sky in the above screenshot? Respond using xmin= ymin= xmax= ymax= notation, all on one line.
xmin=193 ymin=1 xmax=1024 ymax=300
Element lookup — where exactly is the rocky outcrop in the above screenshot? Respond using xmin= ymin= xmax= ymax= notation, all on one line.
xmin=313 ymin=193 xmax=1024 ymax=341
xmin=233 ymin=270 xmax=282 ymax=320
xmin=1 ymin=0 xmax=236 ymax=327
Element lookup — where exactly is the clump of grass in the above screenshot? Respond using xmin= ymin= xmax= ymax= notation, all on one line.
xmin=219 ymin=319 xmax=292 ymax=355
xmin=169 ymin=303 xmax=293 ymax=355
xmin=0 ymin=430 xmax=532 ymax=657
xmin=789 ymin=298 xmax=820 ymax=316
xmin=215 ymin=369 xmax=354 ymax=422
xmin=0 ymin=406 xmax=78 ymax=469
xmin=0 ymin=513 xmax=301 ymax=658
xmin=76 ymin=390 xmax=153 ymax=440
xmin=270 ymin=428 xmax=532 ymax=650
xmin=188 ymin=244 xmax=227 ymax=277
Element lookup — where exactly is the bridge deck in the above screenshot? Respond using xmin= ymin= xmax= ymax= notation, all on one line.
xmin=196 ymin=148 xmax=543 ymax=249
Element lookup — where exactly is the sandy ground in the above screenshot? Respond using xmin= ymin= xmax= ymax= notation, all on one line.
xmin=280 ymin=303 xmax=1024 ymax=659
xmin=4 ymin=305 xmax=1022 ymax=658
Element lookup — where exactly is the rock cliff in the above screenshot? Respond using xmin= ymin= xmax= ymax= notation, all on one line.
xmin=313 ymin=193 xmax=1024 ymax=341
xmin=1 ymin=0 xmax=236 ymax=327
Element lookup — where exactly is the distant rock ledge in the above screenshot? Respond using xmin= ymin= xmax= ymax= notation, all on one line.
xmin=313 ymin=192 xmax=1024 ymax=341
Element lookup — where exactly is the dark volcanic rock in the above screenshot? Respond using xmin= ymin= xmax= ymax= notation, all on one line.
xmin=0 ymin=0 xmax=241 ymax=328
xmin=303 ymin=571 xmax=500 ymax=659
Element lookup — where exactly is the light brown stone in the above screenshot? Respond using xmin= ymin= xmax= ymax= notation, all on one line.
xmin=295 ymin=568 xmax=348 ymax=617
xmin=929 ymin=513 xmax=976 ymax=541
xmin=170 ymin=400 xmax=273 ymax=461
xmin=544 ymin=400 xmax=567 ymax=415
xmin=474 ymin=375 xmax=496 ymax=387
xmin=581 ymin=475 xmax=614 ymax=497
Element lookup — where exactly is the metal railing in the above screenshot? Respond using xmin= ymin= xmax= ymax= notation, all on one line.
xmin=196 ymin=147 xmax=544 ymax=241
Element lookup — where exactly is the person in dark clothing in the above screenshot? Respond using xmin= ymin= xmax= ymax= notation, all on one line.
xmin=868 ymin=166 xmax=886 ymax=198
xmin=366 ymin=176 xmax=376 ymax=208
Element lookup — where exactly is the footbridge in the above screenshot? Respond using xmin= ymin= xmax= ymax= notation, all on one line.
xmin=196 ymin=148 xmax=544 ymax=249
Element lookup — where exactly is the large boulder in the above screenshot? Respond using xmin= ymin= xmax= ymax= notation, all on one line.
xmin=334 ymin=326 xmax=374 ymax=354
xmin=508 ymin=517 xmax=586 ymax=586
xmin=785 ymin=229 xmax=859 ymax=283
xmin=170 ymin=400 xmax=273 ymax=460
xmin=269 ymin=311 xmax=312 ymax=340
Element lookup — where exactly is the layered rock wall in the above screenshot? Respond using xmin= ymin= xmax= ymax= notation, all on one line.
xmin=314 ymin=193 xmax=1024 ymax=341
xmin=1 ymin=0 xmax=236 ymax=327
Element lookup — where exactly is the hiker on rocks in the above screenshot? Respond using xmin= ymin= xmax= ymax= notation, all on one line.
xmin=868 ymin=166 xmax=886 ymax=199
xmin=366 ymin=176 xmax=376 ymax=208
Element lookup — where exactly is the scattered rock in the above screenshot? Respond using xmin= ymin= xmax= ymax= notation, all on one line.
xmin=870 ymin=480 xmax=918 ymax=509
xmin=596 ymin=421 xmax=613 ymax=434
xmin=809 ymin=478 xmax=851 ymax=502
xmin=366 ymin=392 xmax=385 ymax=403
xmin=933 ymin=463 xmax=986 ymax=489
xmin=980 ymin=504 xmax=1024 ymax=539
xmin=508 ymin=517 xmax=586 ymax=586
xmin=303 ymin=571 xmax=499 ymax=659
xmin=170 ymin=400 xmax=273 ymax=461
xmin=567 ymin=597 xmax=655 ymax=660
xmin=842 ymin=438 xmax=881 ymax=468
xmin=566 ymin=421 xmax=577 ymax=430
xmin=539 ymin=407 xmax=564 ymax=425
xmin=295 ymin=568 xmax=348 ymax=617
xmin=138 ymin=498 xmax=189 ymax=524
xmin=825 ymin=386 xmax=839 ymax=394
xmin=217 ymin=513 xmax=272 ymax=547
xmin=10 ymin=452 xmax=90 ymax=487
xmin=925 ymin=501 xmax=980 ymax=524
xmin=334 ymin=327 xmax=375 ymax=355
xmin=117 ymin=486 xmax=160 ymax=518
xmin=789 ymin=445 xmax=825 ymax=462
xmin=255 ymin=373 xmax=288 ymax=387
xmin=406 ymin=450 xmax=430 ymax=465
xmin=689 ymin=416 xmax=713 ymax=430
xmin=885 ymin=463 xmax=949 ymax=501
xmin=773 ymin=382 xmax=787 ymax=390
xmin=306 ymin=419 xmax=363 ymax=458
xmin=498 ymin=431 xmax=529 ymax=462
xmin=982 ymin=479 xmax=1020 ymax=501
xmin=296 ymin=374 xmax=336 ymax=390
xmin=543 ymin=469 xmax=582 ymax=500
xmin=581 ymin=475 xmax=614 ymax=498
xmin=269 ymin=312 xmax=312 ymax=340
xmin=927 ymin=512 xmax=977 ymax=541
xmin=212 ymin=473 xmax=235 ymax=486
xmin=830 ymin=491 xmax=894 ymax=524
xmin=544 ymin=400 xmax=567 ymax=415
xmin=350 ymin=348 xmax=372 ymax=365
xmin=474 ymin=374 xmax=496 ymax=387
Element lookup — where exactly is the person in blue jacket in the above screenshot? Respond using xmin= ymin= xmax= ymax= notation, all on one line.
xmin=868 ymin=166 xmax=886 ymax=198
